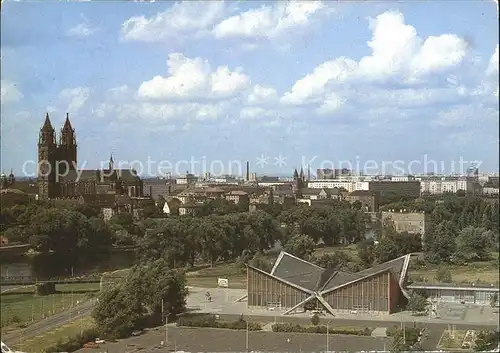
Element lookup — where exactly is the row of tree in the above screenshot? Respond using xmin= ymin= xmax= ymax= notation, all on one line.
xmin=382 ymin=195 xmax=499 ymax=232
xmin=1 ymin=203 xmax=113 ymax=255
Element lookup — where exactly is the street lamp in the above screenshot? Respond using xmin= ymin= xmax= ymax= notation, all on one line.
xmin=326 ymin=320 xmax=332 ymax=353
xmin=245 ymin=321 xmax=249 ymax=352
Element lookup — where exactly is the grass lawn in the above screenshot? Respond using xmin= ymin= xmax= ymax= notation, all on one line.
xmin=437 ymin=329 xmax=468 ymax=350
xmin=9 ymin=316 xmax=95 ymax=353
xmin=1 ymin=292 xmax=92 ymax=330
xmin=314 ymin=244 xmax=360 ymax=261
xmin=185 ymin=246 xmax=361 ymax=289
xmin=186 ymin=262 xmax=247 ymax=289
xmin=410 ymin=255 xmax=500 ymax=285
xmin=3 ymin=282 xmax=101 ymax=295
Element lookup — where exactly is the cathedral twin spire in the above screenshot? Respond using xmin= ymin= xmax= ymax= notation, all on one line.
xmin=39 ymin=113 xmax=76 ymax=146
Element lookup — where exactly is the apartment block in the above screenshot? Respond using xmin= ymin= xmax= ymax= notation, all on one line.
xmin=367 ymin=181 xmax=421 ymax=199
xmin=419 ymin=177 xmax=481 ymax=194
xmin=381 ymin=210 xmax=430 ymax=236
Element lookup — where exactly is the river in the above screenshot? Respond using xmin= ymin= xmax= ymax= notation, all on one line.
xmin=0 ymin=248 xmax=137 ymax=280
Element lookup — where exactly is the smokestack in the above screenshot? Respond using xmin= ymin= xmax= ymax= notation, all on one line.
xmin=307 ymin=165 xmax=311 ymax=181
xmin=246 ymin=161 xmax=250 ymax=181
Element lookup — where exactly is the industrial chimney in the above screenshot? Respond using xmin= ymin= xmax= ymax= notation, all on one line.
xmin=246 ymin=161 xmax=250 ymax=181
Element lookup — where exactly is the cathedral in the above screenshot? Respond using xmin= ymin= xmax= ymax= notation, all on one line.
xmin=37 ymin=113 xmax=143 ymax=200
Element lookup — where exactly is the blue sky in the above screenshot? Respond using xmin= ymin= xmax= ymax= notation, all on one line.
xmin=1 ymin=0 xmax=498 ymax=177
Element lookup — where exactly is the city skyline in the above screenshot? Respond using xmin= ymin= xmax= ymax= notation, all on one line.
xmin=1 ymin=1 xmax=499 ymax=174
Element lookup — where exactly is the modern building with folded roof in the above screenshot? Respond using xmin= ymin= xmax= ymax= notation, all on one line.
xmin=246 ymin=251 xmax=412 ymax=315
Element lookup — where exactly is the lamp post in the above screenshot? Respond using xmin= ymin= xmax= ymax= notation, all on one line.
xmin=326 ymin=320 xmax=332 ymax=353
xmin=245 ymin=321 xmax=249 ymax=352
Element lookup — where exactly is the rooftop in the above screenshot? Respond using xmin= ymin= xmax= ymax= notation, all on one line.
xmin=255 ymin=251 xmax=413 ymax=294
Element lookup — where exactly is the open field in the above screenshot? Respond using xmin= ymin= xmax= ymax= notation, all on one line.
xmin=410 ymin=256 xmax=500 ymax=285
xmin=314 ymin=244 xmax=360 ymax=260
xmin=185 ymin=245 xmax=363 ymax=289
xmin=437 ymin=329 xmax=469 ymax=350
xmin=1 ymin=291 xmax=92 ymax=330
xmin=9 ymin=316 xmax=95 ymax=353
xmin=2 ymin=282 xmax=101 ymax=294
xmin=186 ymin=262 xmax=247 ymax=289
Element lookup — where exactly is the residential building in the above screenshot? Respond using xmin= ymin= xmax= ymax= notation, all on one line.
xmin=175 ymin=173 xmax=197 ymax=185
xmin=225 ymin=190 xmax=249 ymax=204
xmin=418 ymin=176 xmax=481 ymax=194
xmin=381 ymin=211 xmax=430 ymax=236
xmin=345 ymin=190 xmax=379 ymax=212
xmin=483 ymin=186 xmax=500 ymax=195
xmin=391 ymin=175 xmax=415 ymax=182
xmin=307 ymin=180 xmax=357 ymax=192
xmin=142 ymin=178 xmax=173 ymax=200
xmin=300 ymin=188 xmax=332 ymax=200
xmin=368 ymin=181 xmax=421 ymax=199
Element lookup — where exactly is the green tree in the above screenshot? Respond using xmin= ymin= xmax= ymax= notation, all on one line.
xmin=474 ymin=330 xmax=499 ymax=352
xmin=283 ymin=233 xmax=315 ymax=259
xmin=357 ymin=239 xmax=376 ymax=268
xmin=313 ymin=251 xmax=353 ymax=270
xmin=435 ymin=267 xmax=453 ymax=283
xmin=92 ymin=259 xmax=187 ymax=338
xmin=454 ymin=226 xmax=492 ymax=263
xmin=406 ymin=293 xmax=428 ymax=315
xmin=424 ymin=220 xmax=457 ymax=264
xmin=490 ymin=293 xmax=498 ymax=308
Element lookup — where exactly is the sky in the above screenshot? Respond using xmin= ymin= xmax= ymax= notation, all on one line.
xmin=1 ymin=0 xmax=499 ymax=178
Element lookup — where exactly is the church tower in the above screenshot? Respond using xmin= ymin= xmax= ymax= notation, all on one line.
xmin=38 ymin=113 xmax=58 ymax=200
xmin=58 ymin=113 xmax=77 ymax=174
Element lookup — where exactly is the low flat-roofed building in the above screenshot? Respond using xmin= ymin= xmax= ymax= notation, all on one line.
xmin=407 ymin=282 xmax=499 ymax=306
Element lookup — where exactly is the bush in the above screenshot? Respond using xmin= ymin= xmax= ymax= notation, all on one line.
xmin=271 ymin=322 xmax=372 ymax=336
xmin=45 ymin=327 xmax=99 ymax=353
xmin=435 ymin=267 xmax=452 ymax=283
xmin=311 ymin=313 xmax=320 ymax=326
xmin=386 ymin=325 xmax=398 ymax=337
xmin=11 ymin=315 xmax=21 ymax=323
xmin=176 ymin=314 xmax=261 ymax=331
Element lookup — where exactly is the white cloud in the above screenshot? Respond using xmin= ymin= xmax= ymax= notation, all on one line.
xmin=121 ymin=1 xmax=226 ymax=42
xmin=240 ymin=107 xmax=276 ymax=120
xmin=0 ymin=80 xmax=23 ymax=104
xmin=246 ymin=84 xmax=278 ymax=105
xmin=107 ymin=85 xmax=129 ymax=100
xmin=316 ymin=92 xmax=346 ymax=115
xmin=97 ymin=101 xmax=229 ymax=123
xmin=138 ymin=53 xmax=250 ymax=100
xmin=213 ymin=1 xmax=328 ymax=39
xmin=431 ymin=104 xmax=498 ymax=128
xmin=281 ymin=57 xmax=357 ymax=105
xmin=282 ymin=10 xmax=471 ymax=106
xmin=59 ymin=87 xmax=91 ymax=113
xmin=67 ymin=14 xmax=99 ymax=37
xmin=487 ymin=45 xmax=499 ymax=75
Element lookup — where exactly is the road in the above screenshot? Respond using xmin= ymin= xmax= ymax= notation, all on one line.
xmin=2 ymin=300 xmax=95 ymax=346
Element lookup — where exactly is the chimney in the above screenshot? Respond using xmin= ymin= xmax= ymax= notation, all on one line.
xmin=246 ymin=161 xmax=250 ymax=181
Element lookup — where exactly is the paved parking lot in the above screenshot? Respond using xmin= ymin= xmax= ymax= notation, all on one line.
xmin=188 ymin=286 xmax=500 ymax=327
xmin=76 ymin=326 xmax=390 ymax=353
